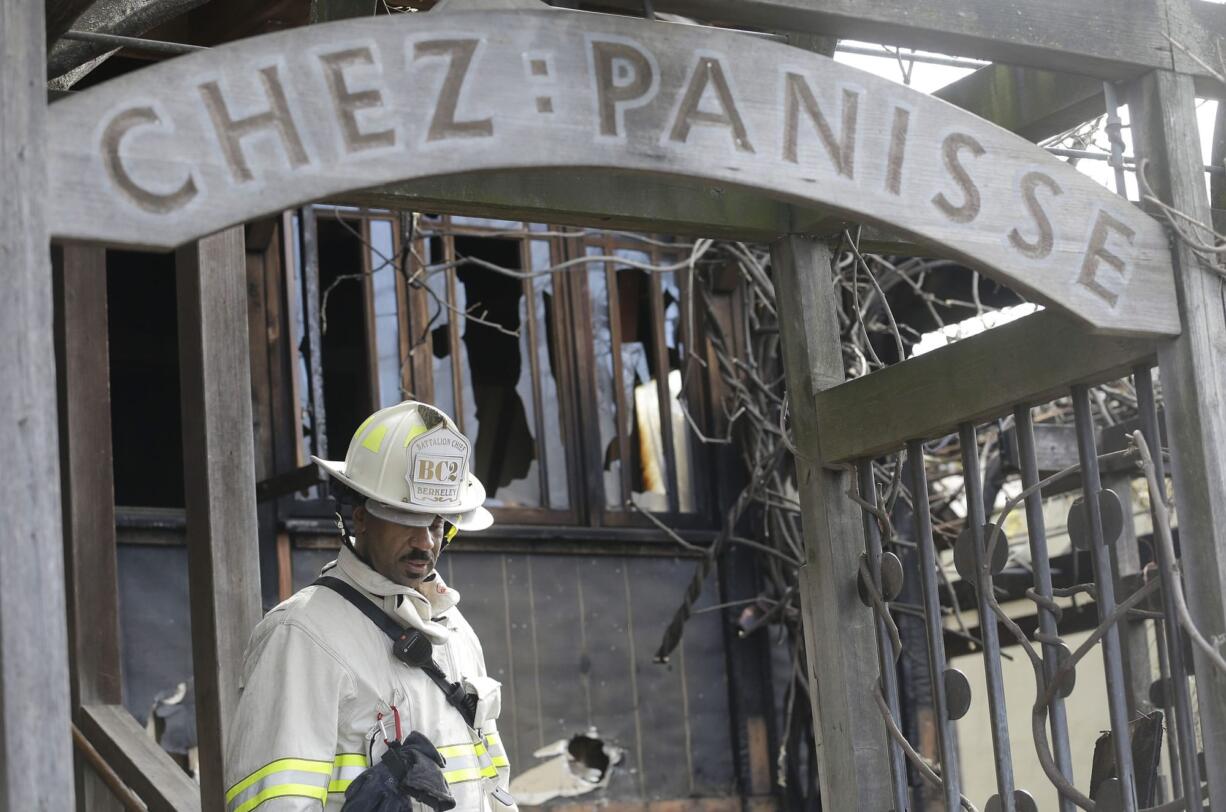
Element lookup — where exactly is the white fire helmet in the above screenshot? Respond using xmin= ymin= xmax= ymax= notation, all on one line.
xmin=312 ymin=401 xmax=494 ymax=532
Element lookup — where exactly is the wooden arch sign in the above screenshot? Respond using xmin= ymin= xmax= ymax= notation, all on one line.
xmin=47 ymin=1 xmax=1179 ymax=336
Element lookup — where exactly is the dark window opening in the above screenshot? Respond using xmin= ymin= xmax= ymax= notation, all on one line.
xmin=108 ymin=250 xmax=184 ymax=508
xmin=452 ymin=235 xmax=536 ymax=502
xmin=317 ymin=217 xmax=375 ymax=455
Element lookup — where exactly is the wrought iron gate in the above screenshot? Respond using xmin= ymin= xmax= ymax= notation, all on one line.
xmin=850 ymin=363 xmax=1217 ymax=812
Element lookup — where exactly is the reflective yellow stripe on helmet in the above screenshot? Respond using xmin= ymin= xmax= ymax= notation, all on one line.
xmin=360 ymin=423 xmax=389 ymax=453
xmin=402 ymin=422 xmax=428 ymax=447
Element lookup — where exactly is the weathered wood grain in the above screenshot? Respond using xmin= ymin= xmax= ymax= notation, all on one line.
xmin=176 ymin=228 xmax=262 ymax=808
xmin=772 ymin=235 xmax=891 ymax=810
xmin=358 ymin=171 xmax=793 ymax=241
xmin=0 ymin=2 xmax=76 ymax=808
xmin=45 ymin=8 xmax=1178 ymax=335
xmin=814 ymin=310 xmax=1157 ymax=463
xmin=53 ymin=243 xmax=126 ymax=812
xmin=599 ymin=0 xmax=1226 ymax=85
xmin=1129 ymin=69 xmax=1226 ymax=808
xmin=246 ymin=219 xmax=285 ymax=608
xmin=80 ymin=704 xmax=202 ymax=811
xmin=933 ymin=65 xmax=1105 ymax=144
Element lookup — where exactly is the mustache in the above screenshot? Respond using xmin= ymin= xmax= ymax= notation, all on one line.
xmin=402 ymin=549 xmax=433 ymax=562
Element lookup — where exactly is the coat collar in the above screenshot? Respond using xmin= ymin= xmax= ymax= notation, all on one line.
xmin=331 ymin=544 xmax=462 ymax=641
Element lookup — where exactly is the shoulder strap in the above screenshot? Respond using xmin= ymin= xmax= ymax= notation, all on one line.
xmin=313 ymin=576 xmax=477 ymax=728
xmin=314 ymin=575 xmax=405 ymax=640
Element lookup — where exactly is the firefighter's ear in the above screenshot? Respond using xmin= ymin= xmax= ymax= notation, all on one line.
xmin=352 ymin=504 xmax=368 ymax=535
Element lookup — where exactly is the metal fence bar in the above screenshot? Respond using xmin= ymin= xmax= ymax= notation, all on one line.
xmin=1151 ymin=619 xmax=1182 ymax=801
xmin=1012 ymin=406 xmax=1077 ymax=812
xmin=958 ymin=422 xmax=1017 ymax=811
xmin=855 ymin=461 xmax=910 ymax=812
xmin=1069 ymin=385 xmax=1138 ymax=812
xmin=1134 ymin=367 xmax=1203 ymax=805
xmin=906 ymin=439 xmax=963 ymax=811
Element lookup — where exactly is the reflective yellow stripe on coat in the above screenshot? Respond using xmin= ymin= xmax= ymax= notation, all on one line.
xmin=484 ymin=732 xmax=509 ymax=768
xmin=437 ymin=741 xmax=498 ymax=784
xmin=226 ymin=753 xmax=368 ymax=811
xmin=328 ymin=753 xmax=369 ymax=796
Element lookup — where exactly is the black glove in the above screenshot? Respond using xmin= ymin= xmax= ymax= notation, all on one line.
xmin=342 ymin=732 xmax=456 ymax=812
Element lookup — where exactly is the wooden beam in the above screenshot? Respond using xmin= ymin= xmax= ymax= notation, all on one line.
xmin=772 ymin=235 xmax=892 ymax=809
xmin=79 ymin=704 xmax=202 ymax=811
xmin=309 ymin=0 xmax=376 ymax=22
xmin=814 ymin=310 xmax=1157 ymax=463
xmin=54 ymin=244 xmax=122 ymax=709
xmin=354 ymin=171 xmax=793 ymax=242
xmin=1129 ymin=69 xmax=1226 ymax=807
xmin=356 ymin=172 xmax=931 ymax=253
xmin=46 ymin=11 xmax=1183 ymax=337
xmin=933 ymin=65 xmax=1105 ymax=143
xmin=0 ymin=1 xmax=76 ymax=808
xmin=595 ymin=0 xmax=1223 ymax=83
xmin=53 ymin=243 xmax=125 ymax=812
xmin=1000 ymin=422 xmax=1142 ymax=484
xmin=176 ymin=228 xmax=263 ymax=808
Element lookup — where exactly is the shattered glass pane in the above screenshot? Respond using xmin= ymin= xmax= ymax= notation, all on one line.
xmin=587 ymin=248 xmax=699 ymax=514
xmin=587 ymin=249 xmax=622 ymax=509
xmin=424 ymin=236 xmax=455 ymax=419
xmin=663 ymin=269 xmax=694 ymax=512
xmin=532 ymin=240 xmax=570 ymax=509
xmin=450 ymin=216 xmax=523 ymax=231
xmin=288 ymin=212 xmax=314 ymax=469
xmin=369 ymin=219 xmax=402 ymax=408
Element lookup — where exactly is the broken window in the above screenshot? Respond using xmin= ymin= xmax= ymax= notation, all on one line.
xmin=582 ymin=232 xmax=704 ymax=521
xmin=287 ymin=207 xmax=406 ymax=464
xmin=407 ymin=216 xmax=573 ymax=516
xmin=282 ymin=209 xmax=711 ymax=529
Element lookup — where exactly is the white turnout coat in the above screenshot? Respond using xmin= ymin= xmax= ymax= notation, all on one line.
xmin=224 ymin=545 xmax=515 ymax=812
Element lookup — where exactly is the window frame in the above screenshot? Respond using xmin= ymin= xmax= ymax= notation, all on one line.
xmin=279 ymin=207 xmax=717 ymax=533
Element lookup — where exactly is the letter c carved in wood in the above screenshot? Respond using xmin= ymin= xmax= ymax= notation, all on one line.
xmin=101 ymin=106 xmax=198 ymax=214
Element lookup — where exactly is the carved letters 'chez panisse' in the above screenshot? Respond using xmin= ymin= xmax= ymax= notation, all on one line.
xmin=48 ymin=5 xmax=1179 ymax=336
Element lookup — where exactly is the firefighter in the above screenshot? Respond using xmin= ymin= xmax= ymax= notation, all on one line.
xmin=224 ymin=401 xmax=516 ymax=811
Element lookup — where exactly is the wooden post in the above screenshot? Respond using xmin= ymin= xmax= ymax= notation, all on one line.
xmin=1129 ymin=70 xmax=1226 ymax=807
xmin=772 ymin=235 xmax=892 ymax=810
xmin=246 ymin=221 xmax=282 ymax=610
xmin=0 ymin=1 xmax=76 ymax=808
xmin=53 ymin=243 xmax=125 ymax=812
xmin=177 ymin=227 xmax=263 ymax=808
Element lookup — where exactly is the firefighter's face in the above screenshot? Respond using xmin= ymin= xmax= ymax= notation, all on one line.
xmin=353 ymin=506 xmax=444 ymax=587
